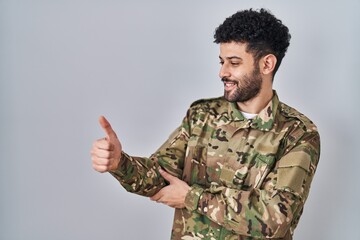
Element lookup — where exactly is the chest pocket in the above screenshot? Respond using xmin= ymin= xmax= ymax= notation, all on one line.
xmin=182 ymin=127 xmax=208 ymax=186
xmin=219 ymin=153 xmax=275 ymax=190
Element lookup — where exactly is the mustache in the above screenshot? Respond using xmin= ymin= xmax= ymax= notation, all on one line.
xmin=221 ymin=78 xmax=238 ymax=84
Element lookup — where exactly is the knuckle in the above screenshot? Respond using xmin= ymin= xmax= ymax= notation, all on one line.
xmin=94 ymin=164 xmax=108 ymax=173
xmin=94 ymin=140 xmax=102 ymax=147
xmin=91 ymin=156 xmax=98 ymax=164
xmin=90 ymin=150 xmax=98 ymax=158
xmin=93 ymin=163 xmax=101 ymax=171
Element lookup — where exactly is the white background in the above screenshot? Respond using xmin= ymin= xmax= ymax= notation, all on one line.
xmin=1 ymin=0 xmax=359 ymax=239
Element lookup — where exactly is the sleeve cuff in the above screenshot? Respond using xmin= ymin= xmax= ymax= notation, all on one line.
xmin=109 ymin=151 xmax=131 ymax=177
xmin=184 ymin=184 xmax=204 ymax=211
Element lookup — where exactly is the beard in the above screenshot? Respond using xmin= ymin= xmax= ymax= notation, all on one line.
xmin=222 ymin=67 xmax=262 ymax=103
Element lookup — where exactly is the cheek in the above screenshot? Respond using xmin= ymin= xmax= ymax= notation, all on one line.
xmin=232 ymin=72 xmax=245 ymax=82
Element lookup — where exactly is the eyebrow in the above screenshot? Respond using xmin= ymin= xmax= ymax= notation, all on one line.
xmin=219 ymin=56 xmax=243 ymax=61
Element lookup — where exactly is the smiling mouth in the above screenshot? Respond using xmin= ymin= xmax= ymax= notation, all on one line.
xmin=222 ymin=79 xmax=238 ymax=91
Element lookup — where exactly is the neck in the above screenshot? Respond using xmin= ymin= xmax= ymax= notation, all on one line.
xmin=236 ymin=88 xmax=273 ymax=114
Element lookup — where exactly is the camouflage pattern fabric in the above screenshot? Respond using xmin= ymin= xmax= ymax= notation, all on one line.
xmin=110 ymin=91 xmax=320 ymax=239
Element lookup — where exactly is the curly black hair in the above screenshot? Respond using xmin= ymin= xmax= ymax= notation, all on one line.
xmin=214 ymin=8 xmax=291 ymax=76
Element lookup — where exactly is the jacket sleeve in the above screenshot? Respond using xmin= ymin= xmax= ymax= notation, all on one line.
xmin=184 ymin=131 xmax=320 ymax=238
xmin=109 ymin=113 xmax=191 ymax=197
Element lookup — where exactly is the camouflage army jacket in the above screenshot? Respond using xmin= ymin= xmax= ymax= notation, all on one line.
xmin=110 ymin=91 xmax=320 ymax=240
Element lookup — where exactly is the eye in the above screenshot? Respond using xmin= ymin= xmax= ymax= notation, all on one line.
xmin=219 ymin=61 xmax=224 ymax=65
xmin=231 ymin=62 xmax=240 ymax=66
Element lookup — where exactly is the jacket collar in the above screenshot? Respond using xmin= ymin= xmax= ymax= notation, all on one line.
xmin=228 ymin=90 xmax=279 ymax=131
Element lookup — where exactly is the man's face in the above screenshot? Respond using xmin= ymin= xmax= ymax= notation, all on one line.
xmin=219 ymin=42 xmax=262 ymax=103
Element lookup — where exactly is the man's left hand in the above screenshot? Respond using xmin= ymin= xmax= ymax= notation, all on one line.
xmin=150 ymin=169 xmax=191 ymax=209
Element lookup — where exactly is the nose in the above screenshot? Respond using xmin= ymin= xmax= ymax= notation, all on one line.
xmin=219 ymin=64 xmax=230 ymax=79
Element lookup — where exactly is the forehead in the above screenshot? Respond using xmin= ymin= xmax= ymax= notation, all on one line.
xmin=219 ymin=42 xmax=254 ymax=62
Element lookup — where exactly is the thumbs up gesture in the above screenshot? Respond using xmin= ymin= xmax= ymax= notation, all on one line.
xmin=91 ymin=116 xmax=122 ymax=173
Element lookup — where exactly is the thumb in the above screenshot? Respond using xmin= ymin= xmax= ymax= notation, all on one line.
xmin=99 ymin=115 xmax=118 ymax=140
xmin=159 ymin=169 xmax=177 ymax=183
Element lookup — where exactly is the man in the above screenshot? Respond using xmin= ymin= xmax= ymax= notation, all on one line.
xmin=91 ymin=8 xmax=320 ymax=240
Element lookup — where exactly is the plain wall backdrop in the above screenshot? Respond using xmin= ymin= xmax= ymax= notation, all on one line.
xmin=1 ymin=0 xmax=359 ymax=239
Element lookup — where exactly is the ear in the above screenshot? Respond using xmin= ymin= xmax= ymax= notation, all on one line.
xmin=260 ymin=54 xmax=277 ymax=75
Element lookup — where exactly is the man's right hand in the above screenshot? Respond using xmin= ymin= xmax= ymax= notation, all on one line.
xmin=91 ymin=116 xmax=122 ymax=173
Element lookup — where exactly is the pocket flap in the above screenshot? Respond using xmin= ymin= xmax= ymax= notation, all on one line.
xmin=276 ymin=152 xmax=311 ymax=198
xmin=278 ymin=152 xmax=311 ymax=172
